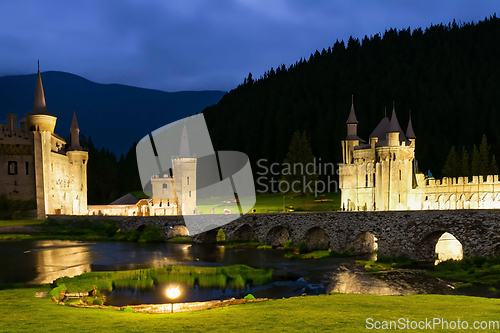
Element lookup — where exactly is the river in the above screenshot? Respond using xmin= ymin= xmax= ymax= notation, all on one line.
xmin=0 ymin=240 xmax=491 ymax=305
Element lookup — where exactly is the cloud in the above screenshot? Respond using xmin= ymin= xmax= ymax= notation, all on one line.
xmin=0 ymin=0 xmax=498 ymax=91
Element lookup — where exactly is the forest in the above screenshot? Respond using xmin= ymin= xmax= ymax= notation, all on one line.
xmin=86 ymin=15 xmax=500 ymax=203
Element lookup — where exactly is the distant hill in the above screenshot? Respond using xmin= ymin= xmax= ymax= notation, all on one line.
xmin=0 ymin=71 xmax=226 ymax=155
xmin=203 ymin=15 xmax=500 ymax=185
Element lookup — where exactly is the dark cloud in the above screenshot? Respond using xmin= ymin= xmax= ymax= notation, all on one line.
xmin=0 ymin=0 xmax=497 ymax=91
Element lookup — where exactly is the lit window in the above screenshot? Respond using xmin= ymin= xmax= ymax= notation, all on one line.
xmin=8 ymin=161 xmax=17 ymax=175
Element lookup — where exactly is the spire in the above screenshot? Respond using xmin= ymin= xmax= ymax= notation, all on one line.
xmin=71 ymin=108 xmax=79 ymax=130
xmin=179 ymin=124 xmax=190 ymax=157
xmin=406 ymin=111 xmax=416 ymax=139
xmin=388 ymin=102 xmax=400 ymax=133
xmin=70 ymin=109 xmax=82 ymax=150
xmin=346 ymin=95 xmax=358 ymax=124
xmin=33 ymin=69 xmax=46 ymax=109
xmin=25 ymin=64 xmax=54 ymax=117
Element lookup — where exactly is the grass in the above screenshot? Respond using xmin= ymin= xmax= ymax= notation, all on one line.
xmin=223 ymin=240 xmax=261 ymax=249
xmin=0 ymin=219 xmax=44 ymax=227
xmin=2 ymin=288 xmax=500 ymax=332
xmin=0 ymin=219 xmax=168 ymax=243
xmin=356 ymin=256 xmax=416 ymax=272
xmin=167 ymin=236 xmax=192 ymax=243
xmin=196 ymin=192 xmax=341 ymax=214
xmin=50 ymin=265 xmax=273 ymax=294
xmin=430 ymin=257 xmax=500 ymax=287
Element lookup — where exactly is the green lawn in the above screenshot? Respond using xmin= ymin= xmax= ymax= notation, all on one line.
xmin=197 ymin=192 xmax=341 ymax=214
xmin=1 ymin=288 xmax=500 ymax=332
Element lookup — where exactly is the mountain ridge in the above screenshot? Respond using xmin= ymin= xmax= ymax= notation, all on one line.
xmin=0 ymin=71 xmax=226 ymax=155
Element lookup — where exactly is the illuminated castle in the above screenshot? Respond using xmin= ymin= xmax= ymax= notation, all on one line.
xmin=0 ymin=68 xmax=88 ymax=218
xmin=339 ymin=100 xmax=500 ymax=211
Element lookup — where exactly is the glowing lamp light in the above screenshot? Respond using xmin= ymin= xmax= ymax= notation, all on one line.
xmin=166 ymin=287 xmax=180 ymax=299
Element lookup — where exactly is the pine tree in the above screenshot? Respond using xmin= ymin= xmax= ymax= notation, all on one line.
xmin=460 ymin=146 xmax=470 ymax=177
xmin=442 ymin=146 xmax=460 ymax=177
xmin=280 ymin=130 xmax=318 ymax=200
xmin=471 ymin=145 xmax=481 ymax=177
xmin=489 ymin=155 xmax=499 ymax=175
xmin=479 ymin=134 xmax=491 ymax=176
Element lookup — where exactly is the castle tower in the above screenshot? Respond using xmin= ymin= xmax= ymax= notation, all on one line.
xmin=339 ymin=97 xmax=363 ymax=211
xmin=341 ymin=96 xmax=362 ymax=164
xmin=66 ymin=110 xmax=88 ymax=215
xmin=172 ymin=124 xmax=197 ymax=215
xmin=24 ymin=67 xmax=57 ymax=218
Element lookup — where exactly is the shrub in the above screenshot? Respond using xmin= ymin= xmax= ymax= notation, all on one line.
xmin=123 ymin=306 xmax=134 ymax=313
xmin=473 ymin=256 xmax=487 ymax=267
xmin=139 ymin=226 xmax=164 ymax=243
xmin=297 ymin=242 xmax=308 ymax=254
xmin=93 ymin=297 xmax=104 ymax=305
xmin=455 ymin=282 xmax=473 ymax=290
xmin=126 ymin=229 xmax=141 ymax=242
xmin=244 ymin=294 xmax=255 ymax=300
xmin=216 ymin=229 xmax=226 ymax=242
xmin=48 ymin=284 xmax=66 ymax=299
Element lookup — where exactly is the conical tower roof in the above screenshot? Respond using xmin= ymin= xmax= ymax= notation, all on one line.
xmin=346 ymin=98 xmax=358 ymax=124
xmin=25 ymin=69 xmax=54 ymax=117
xmin=406 ymin=113 xmax=416 ymax=139
xmin=387 ymin=103 xmax=407 ymax=141
xmin=179 ymin=124 xmax=190 ymax=157
xmin=71 ymin=109 xmax=79 ymax=130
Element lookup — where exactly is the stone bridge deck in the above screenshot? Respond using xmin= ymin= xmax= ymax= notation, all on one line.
xmin=50 ymin=209 xmax=500 ymax=261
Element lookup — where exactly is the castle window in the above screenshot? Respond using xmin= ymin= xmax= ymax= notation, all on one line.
xmin=163 ymin=183 xmax=168 ymax=189
xmin=187 ymin=177 xmax=190 ymax=185
xmin=398 ymin=194 xmax=401 ymax=203
xmin=8 ymin=161 xmax=17 ymax=175
xmin=25 ymin=162 xmax=29 ymax=175
xmin=399 ymin=170 xmax=402 ymax=181
xmin=365 ymin=174 xmax=369 ymax=187
xmin=189 ymin=191 xmax=192 ymax=197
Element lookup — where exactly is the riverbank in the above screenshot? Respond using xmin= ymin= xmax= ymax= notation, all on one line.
xmin=1 ymin=287 xmax=499 ymax=332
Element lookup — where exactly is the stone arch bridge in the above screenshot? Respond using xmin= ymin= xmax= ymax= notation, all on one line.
xmin=54 ymin=210 xmax=500 ymax=261
xmin=193 ymin=210 xmax=500 ymax=261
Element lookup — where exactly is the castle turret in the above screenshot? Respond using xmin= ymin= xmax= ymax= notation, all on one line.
xmin=342 ymin=97 xmax=362 ymax=164
xmin=406 ymin=112 xmax=416 ymax=146
xmin=387 ymin=104 xmax=401 ymax=147
xmin=70 ymin=109 xmax=83 ymax=150
xmin=25 ymin=67 xmax=57 ymax=133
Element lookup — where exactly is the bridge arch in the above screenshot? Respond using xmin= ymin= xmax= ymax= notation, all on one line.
xmin=417 ymin=230 xmax=464 ymax=262
xmin=266 ymin=225 xmax=290 ymax=247
xmin=303 ymin=226 xmax=330 ymax=251
xmin=227 ymin=224 xmax=256 ymax=241
xmin=353 ymin=231 xmax=378 ymax=254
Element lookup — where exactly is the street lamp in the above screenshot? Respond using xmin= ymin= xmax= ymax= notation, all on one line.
xmin=166 ymin=287 xmax=180 ymax=313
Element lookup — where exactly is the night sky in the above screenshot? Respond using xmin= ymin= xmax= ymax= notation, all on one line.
xmin=1 ymin=1 xmax=498 ymax=92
